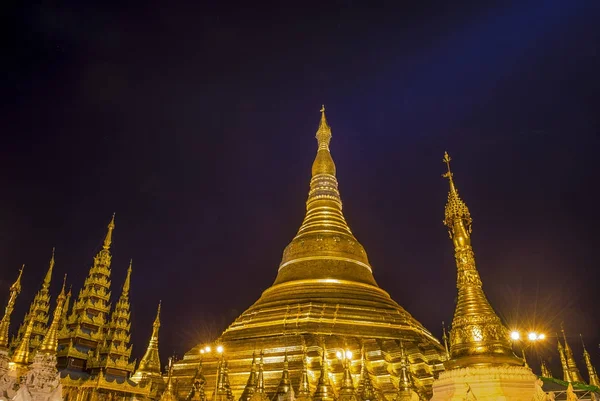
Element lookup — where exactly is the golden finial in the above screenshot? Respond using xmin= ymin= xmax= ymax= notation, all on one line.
xmin=442 ymin=321 xmax=450 ymax=359
xmin=580 ymin=334 xmax=599 ymax=386
xmin=42 ymin=248 xmax=55 ymax=289
xmin=103 ymin=213 xmax=116 ymax=250
xmin=11 ymin=264 xmax=25 ymax=293
xmin=441 ymin=152 xmax=471 ymax=233
xmin=154 ymin=300 xmax=161 ymax=327
xmin=60 ymin=274 xmax=67 ymax=296
xmin=315 ymin=104 xmax=332 ymax=152
xmin=123 ymin=259 xmax=133 ymax=294
xmin=442 ymin=151 xmax=453 ymax=179
xmin=0 ymin=266 xmax=25 ymax=349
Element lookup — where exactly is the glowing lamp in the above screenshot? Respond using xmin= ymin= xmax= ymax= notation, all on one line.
xmin=538 ymin=333 xmax=546 ymax=340
xmin=528 ymin=332 xmax=538 ymax=341
xmin=216 ymin=345 xmax=224 ymax=353
xmin=345 ymin=350 xmax=353 ymax=360
xmin=205 ymin=346 xmax=211 ymax=352
xmin=510 ymin=331 xmax=521 ymax=341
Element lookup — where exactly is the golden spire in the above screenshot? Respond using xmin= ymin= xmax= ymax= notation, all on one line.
xmin=12 ymin=311 xmax=36 ymax=366
xmin=38 ymin=274 xmax=68 ymax=355
xmin=441 ymin=152 xmax=520 ymax=368
xmin=441 ymin=321 xmax=450 ymax=360
xmin=521 ymin=349 xmax=529 ymax=369
xmin=297 ymin=350 xmax=312 ymax=399
xmin=558 ymin=338 xmax=571 ymax=382
xmin=358 ymin=349 xmax=377 ymax=401
xmin=104 ymin=213 xmax=116 ymax=250
xmin=160 ymin=357 xmax=176 ymax=401
xmin=133 ymin=300 xmax=162 ymax=379
xmin=0 ymin=266 xmax=24 ymax=349
xmin=240 ymin=352 xmax=258 ymax=401
xmin=123 ymin=259 xmax=133 ymax=295
xmin=275 ymin=352 xmax=292 ymax=397
xmin=339 ymin=350 xmax=356 ymax=401
xmin=256 ymin=351 xmax=265 ymax=394
xmin=42 ymin=248 xmax=55 ymax=290
xmin=581 ymin=335 xmax=599 ymax=386
xmin=561 ymin=326 xmax=584 ymax=383
xmin=59 ymin=286 xmax=72 ymax=330
xmin=540 ymin=360 xmax=552 ymax=378
xmin=275 ymin=107 xmax=376 ymax=287
xmin=313 ymin=346 xmax=335 ymax=401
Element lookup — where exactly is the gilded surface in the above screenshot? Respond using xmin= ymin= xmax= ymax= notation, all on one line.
xmin=441 ymin=152 xmax=521 ymax=368
xmin=131 ymin=301 xmax=164 ymax=392
xmin=559 ymin=328 xmax=584 ymax=383
xmin=171 ymin=109 xmax=445 ymax=400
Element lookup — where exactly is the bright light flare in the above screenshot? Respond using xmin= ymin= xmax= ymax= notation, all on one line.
xmin=216 ymin=345 xmax=224 ymax=353
xmin=345 ymin=350 xmax=353 ymax=360
xmin=528 ymin=332 xmax=538 ymax=341
xmin=510 ymin=331 xmax=521 ymax=341
xmin=204 ymin=346 xmax=211 ymax=352
xmin=538 ymin=333 xmax=546 ymax=340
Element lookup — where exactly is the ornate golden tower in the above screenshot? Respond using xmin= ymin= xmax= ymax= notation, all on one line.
xmin=11 ymin=249 xmax=55 ymax=359
xmin=38 ymin=275 xmax=68 ymax=356
xmin=57 ymin=214 xmax=115 ymax=372
xmin=0 ymin=266 xmax=24 ymax=351
xmin=431 ymin=153 xmax=536 ymax=401
xmin=131 ymin=301 xmax=164 ymax=391
xmin=170 ymin=108 xmax=445 ymax=399
xmin=89 ymin=259 xmax=135 ymax=376
xmin=540 ymin=360 xmax=552 ymax=378
xmin=440 ymin=152 xmax=521 ymax=368
xmin=581 ymin=335 xmax=599 ymax=387
xmin=558 ymin=338 xmax=571 ymax=382
xmin=561 ymin=328 xmax=584 ymax=383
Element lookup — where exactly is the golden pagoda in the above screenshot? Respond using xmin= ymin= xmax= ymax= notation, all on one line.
xmin=88 ymin=259 xmax=135 ymax=377
xmin=0 ymin=266 xmax=24 ymax=376
xmin=582 ymin=336 xmax=600 ymax=387
xmin=57 ymin=214 xmax=116 ymax=372
xmin=559 ymin=327 xmax=584 ymax=383
xmin=131 ymin=301 xmax=165 ymax=393
xmin=171 ymin=108 xmax=446 ymax=399
xmin=431 ymin=152 xmax=536 ymax=401
xmin=11 ymin=249 xmax=55 ymax=361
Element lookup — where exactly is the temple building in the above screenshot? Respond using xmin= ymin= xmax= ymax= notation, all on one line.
xmin=0 ymin=109 xmax=599 ymax=401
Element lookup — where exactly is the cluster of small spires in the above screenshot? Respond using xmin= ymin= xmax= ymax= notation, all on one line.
xmin=161 ymin=343 xmax=417 ymax=401
xmin=0 ymin=213 xmax=164 ymax=391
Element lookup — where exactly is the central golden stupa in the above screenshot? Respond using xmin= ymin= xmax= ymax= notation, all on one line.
xmin=171 ymin=108 xmax=446 ymax=400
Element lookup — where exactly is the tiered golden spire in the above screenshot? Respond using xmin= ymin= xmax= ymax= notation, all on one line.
xmin=558 ymin=338 xmax=571 ymax=382
xmin=161 ymin=357 xmax=176 ymax=401
xmin=297 ymin=351 xmax=312 ymax=401
xmin=540 ymin=360 xmax=553 ymax=378
xmin=0 ymin=265 xmax=24 ymax=350
xmin=441 ymin=152 xmax=520 ymax=368
xmin=313 ymin=346 xmax=335 ymax=401
xmin=338 ymin=352 xmax=356 ymax=401
xmin=256 ymin=351 xmax=266 ymax=395
xmin=240 ymin=352 xmax=258 ymax=401
xmin=274 ymin=106 xmax=376 ymax=286
xmin=12 ymin=249 xmax=55 ymax=356
xmin=581 ymin=335 xmax=599 ymax=386
xmin=132 ymin=300 xmax=163 ymax=382
xmin=11 ymin=310 xmax=36 ymax=366
xmin=274 ymin=352 xmax=292 ymax=399
xmin=561 ymin=327 xmax=584 ymax=383
xmin=357 ymin=350 xmax=376 ymax=401
xmin=95 ymin=258 xmax=134 ymax=375
xmin=38 ymin=275 xmax=68 ymax=355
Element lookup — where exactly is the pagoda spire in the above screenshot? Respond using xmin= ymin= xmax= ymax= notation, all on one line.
xmin=540 ymin=360 xmax=553 ymax=378
xmin=441 ymin=321 xmax=450 ymax=360
xmin=561 ymin=326 xmax=584 ymax=383
xmin=581 ymin=335 xmax=599 ymax=386
xmin=441 ymin=152 xmax=520 ymax=368
xmin=274 ymin=352 xmax=292 ymax=398
xmin=297 ymin=349 xmax=312 ymax=400
xmin=38 ymin=275 xmax=68 ymax=355
xmin=256 ymin=351 xmax=266 ymax=394
xmin=240 ymin=351 xmax=258 ymax=401
xmin=11 ymin=249 xmax=56 ymax=356
xmin=132 ymin=301 xmax=163 ymax=385
xmin=161 ymin=357 xmax=176 ymax=401
xmin=274 ymin=106 xmax=376 ymax=287
xmin=0 ymin=265 xmax=24 ymax=350
xmin=12 ymin=311 xmax=36 ymax=366
xmin=558 ymin=338 xmax=571 ymax=382
xmin=95 ymin=259 xmax=134 ymax=376
xmin=104 ymin=213 xmax=116 ymax=250
xmin=313 ymin=345 xmax=336 ymax=401
xmin=338 ymin=350 xmax=356 ymax=401
xmin=357 ymin=349 xmax=377 ymax=401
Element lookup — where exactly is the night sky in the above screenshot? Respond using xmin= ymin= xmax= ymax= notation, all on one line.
xmin=2 ymin=1 xmax=600 ymax=376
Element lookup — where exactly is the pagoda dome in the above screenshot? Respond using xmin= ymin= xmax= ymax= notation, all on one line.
xmin=172 ymin=108 xmax=445 ymax=400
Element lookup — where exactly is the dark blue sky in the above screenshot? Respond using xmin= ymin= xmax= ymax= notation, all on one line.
xmin=2 ymin=1 xmax=599 ymax=376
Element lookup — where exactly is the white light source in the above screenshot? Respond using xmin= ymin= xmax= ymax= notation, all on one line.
xmin=200 ymin=349 xmax=205 ymax=354
xmin=538 ymin=333 xmax=546 ymax=340
xmin=510 ymin=331 xmax=521 ymax=341
xmin=205 ymin=346 xmax=211 ymax=353
xmin=216 ymin=345 xmax=224 ymax=353
xmin=336 ymin=351 xmax=342 ymax=359
xmin=528 ymin=332 xmax=538 ymax=341
xmin=345 ymin=350 xmax=353 ymax=360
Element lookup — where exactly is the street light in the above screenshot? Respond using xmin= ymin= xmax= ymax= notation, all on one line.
xmin=510 ymin=331 xmax=521 ymax=341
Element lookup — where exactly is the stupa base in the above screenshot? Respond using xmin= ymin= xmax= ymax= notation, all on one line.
xmin=431 ymin=365 xmax=537 ymax=401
